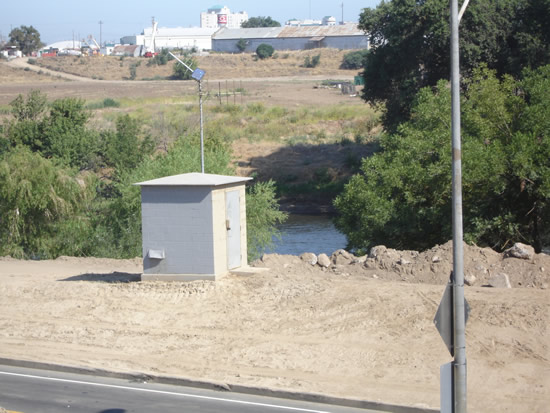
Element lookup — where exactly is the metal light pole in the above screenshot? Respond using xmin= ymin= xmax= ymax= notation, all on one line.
xmin=450 ymin=0 xmax=467 ymax=411
xmin=198 ymin=79 xmax=205 ymax=173
xmin=98 ymin=20 xmax=103 ymax=46
xmin=169 ymin=52 xmax=206 ymax=173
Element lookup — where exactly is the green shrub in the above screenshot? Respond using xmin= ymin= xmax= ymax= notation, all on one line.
xmin=0 ymin=147 xmax=93 ymax=258
xmin=246 ymin=180 xmax=287 ymax=260
xmin=340 ymin=49 xmax=369 ymax=70
xmin=256 ymin=44 xmax=274 ymax=59
xmin=303 ymin=54 xmax=321 ymax=68
xmin=172 ymin=57 xmax=197 ymax=80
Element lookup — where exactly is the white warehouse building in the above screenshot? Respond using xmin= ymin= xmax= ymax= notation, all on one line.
xmin=121 ymin=27 xmax=218 ymax=51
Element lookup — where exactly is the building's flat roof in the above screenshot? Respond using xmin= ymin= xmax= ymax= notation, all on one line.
xmin=135 ymin=172 xmax=252 ymax=187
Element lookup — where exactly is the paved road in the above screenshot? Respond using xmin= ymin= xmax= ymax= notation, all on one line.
xmin=0 ymin=366 xmax=381 ymax=413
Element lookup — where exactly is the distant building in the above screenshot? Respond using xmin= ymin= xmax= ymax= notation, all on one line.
xmin=36 ymin=41 xmax=84 ymax=57
xmin=143 ymin=26 xmax=218 ymax=51
xmin=1 ymin=46 xmax=23 ymax=59
xmin=286 ymin=16 xmax=337 ymax=26
xmin=112 ymin=45 xmax=142 ymax=57
xmin=322 ymin=16 xmax=337 ymax=26
xmin=101 ymin=43 xmax=116 ymax=56
xmin=201 ymin=5 xmax=248 ymax=29
xmin=121 ymin=27 xmax=218 ymax=52
xmin=212 ymin=24 xmax=369 ymax=53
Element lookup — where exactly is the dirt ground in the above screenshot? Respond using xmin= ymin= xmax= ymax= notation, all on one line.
xmin=0 ymin=242 xmax=549 ymax=413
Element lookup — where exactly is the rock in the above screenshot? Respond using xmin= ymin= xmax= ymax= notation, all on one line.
xmin=475 ymin=264 xmax=488 ymax=274
xmin=369 ymin=245 xmax=387 ymax=259
xmin=352 ymin=255 xmax=367 ymax=264
xmin=398 ymin=258 xmax=411 ymax=265
xmin=331 ymin=249 xmax=354 ymax=265
xmin=432 ymin=255 xmax=441 ymax=263
xmin=317 ymin=253 xmax=331 ymax=268
xmin=364 ymin=258 xmax=377 ymax=269
xmin=300 ymin=252 xmax=317 ymax=266
xmin=488 ymin=273 xmax=512 ymax=288
xmin=465 ymin=273 xmax=476 ymax=286
xmin=505 ymin=243 xmax=535 ymax=260
xmin=372 ymin=273 xmax=379 ymax=279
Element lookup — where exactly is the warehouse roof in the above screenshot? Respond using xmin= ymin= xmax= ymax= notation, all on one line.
xmin=142 ymin=27 xmax=219 ymax=37
xmin=213 ymin=24 xmax=363 ymax=40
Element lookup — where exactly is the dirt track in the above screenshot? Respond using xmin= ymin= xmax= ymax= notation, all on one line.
xmin=0 ymin=242 xmax=549 ymax=413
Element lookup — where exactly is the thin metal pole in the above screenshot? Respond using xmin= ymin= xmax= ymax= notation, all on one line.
xmin=450 ymin=0 xmax=466 ymax=411
xmin=199 ymin=80 xmax=205 ymax=174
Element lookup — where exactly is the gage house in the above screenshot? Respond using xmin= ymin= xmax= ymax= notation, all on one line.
xmin=136 ymin=173 xmax=252 ymax=281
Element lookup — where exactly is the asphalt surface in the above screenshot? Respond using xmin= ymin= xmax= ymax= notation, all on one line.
xmin=0 ymin=365 xmax=385 ymax=413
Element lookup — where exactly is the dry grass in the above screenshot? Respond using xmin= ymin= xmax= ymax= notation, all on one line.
xmin=0 ymin=62 xmax=67 ymax=83
xmin=30 ymin=49 xmax=360 ymax=81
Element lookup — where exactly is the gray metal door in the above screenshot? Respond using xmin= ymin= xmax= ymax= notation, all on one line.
xmin=225 ymin=190 xmax=241 ymax=269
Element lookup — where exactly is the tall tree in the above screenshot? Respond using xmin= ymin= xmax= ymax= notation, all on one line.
xmin=8 ymin=25 xmax=44 ymax=55
xmin=335 ymin=66 xmax=550 ymax=253
xmin=241 ymin=16 xmax=281 ymax=28
xmin=359 ymin=0 xmax=550 ymax=131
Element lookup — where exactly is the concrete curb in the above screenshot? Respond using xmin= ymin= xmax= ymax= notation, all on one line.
xmin=0 ymin=358 xmax=438 ymax=413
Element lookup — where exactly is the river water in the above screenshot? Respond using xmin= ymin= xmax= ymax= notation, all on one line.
xmin=266 ymin=214 xmax=348 ymax=256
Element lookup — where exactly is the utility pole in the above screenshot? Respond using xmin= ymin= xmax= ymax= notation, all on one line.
xmin=98 ymin=20 xmax=103 ymax=46
xmin=341 ymin=2 xmax=344 ymax=25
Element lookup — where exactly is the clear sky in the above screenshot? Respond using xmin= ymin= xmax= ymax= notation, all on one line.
xmin=1 ymin=0 xmax=381 ymax=46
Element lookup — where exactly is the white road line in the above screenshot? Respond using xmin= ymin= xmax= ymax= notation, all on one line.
xmin=0 ymin=371 xmax=330 ymax=413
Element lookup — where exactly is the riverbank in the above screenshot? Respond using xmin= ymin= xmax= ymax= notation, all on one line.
xmin=0 ymin=242 xmax=549 ymax=412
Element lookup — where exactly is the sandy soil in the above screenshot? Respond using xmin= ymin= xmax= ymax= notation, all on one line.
xmin=1 ymin=242 xmax=549 ymax=413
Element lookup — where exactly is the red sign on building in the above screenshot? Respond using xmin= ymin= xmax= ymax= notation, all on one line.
xmin=218 ymin=14 xmax=228 ymax=25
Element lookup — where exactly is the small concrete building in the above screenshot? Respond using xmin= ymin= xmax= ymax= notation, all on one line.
xmin=136 ymin=173 xmax=252 ymax=281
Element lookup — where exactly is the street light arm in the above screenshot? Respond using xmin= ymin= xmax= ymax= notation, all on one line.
xmin=458 ymin=0 xmax=471 ymax=23
xmin=168 ymin=51 xmax=194 ymax=74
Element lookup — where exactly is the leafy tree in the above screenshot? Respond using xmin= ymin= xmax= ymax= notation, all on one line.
xmin=246 ymin=180 xmax=287 ymax=260
xmin=5 ymin=90 xmax=47 ymax=150
xmin=334 ymin=65 xmax=550 ymax=253
xmin=256 ymin=44 xmax=274 ymax=59
xmin=103 ymin=114 xmax=156 ymax=173
xmin=40 ymin=98 xmax=101 ymax=169
xmin=172 ymin=56 xmax=197 ymax=80
xmin=241 ymin=16 xmax=281 ymax=28
xmin=4 ymin=92 xmax=101 ymax=169
xmin=359 ymin=0 xmax=550 ymax=131
xmin=236 ymin=38 xmax=248 ymax=52
xmin=0 ymin=147 xmax=93 ymax=258
xmin=8 ymin=25 xmax=44 ymax=55
xmin=341 ymin=49 xmax=369 ymax=70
